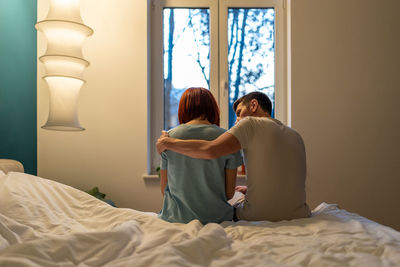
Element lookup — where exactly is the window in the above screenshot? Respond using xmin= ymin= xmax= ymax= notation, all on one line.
xmin=162 ymin=7 xmax=211 ymax=129
xmin=149 ymin=0 xmax=289 ymax=173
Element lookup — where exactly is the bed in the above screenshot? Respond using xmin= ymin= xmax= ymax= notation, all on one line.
xmin=1 ymin=171 xmax=400 ymax=266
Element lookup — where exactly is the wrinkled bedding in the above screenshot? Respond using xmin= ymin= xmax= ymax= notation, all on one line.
xmin=0 ymin=172 xmax=399 ymax=266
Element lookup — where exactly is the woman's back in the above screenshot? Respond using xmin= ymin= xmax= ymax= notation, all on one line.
xmin=159 ymin=124 xmax=242 ymax=224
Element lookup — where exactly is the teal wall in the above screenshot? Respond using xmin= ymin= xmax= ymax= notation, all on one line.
xmin=0 ymin=0 xmax=37 ymax=175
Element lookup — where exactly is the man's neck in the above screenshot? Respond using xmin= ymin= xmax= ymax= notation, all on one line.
xmin=253 ymin=111 xmax=270 ymax=118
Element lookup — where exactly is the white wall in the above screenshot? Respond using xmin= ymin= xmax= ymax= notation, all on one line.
xmin=38 ymin=0 xmax=400 ymax=230
xmin=37 ymin=0 xmax=162 ymax=211
xmin=291 ymin=0 xmax=400 ymax=230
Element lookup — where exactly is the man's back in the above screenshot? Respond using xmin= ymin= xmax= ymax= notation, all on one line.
xmin=228 ymin=117 xmax=311 ymax=221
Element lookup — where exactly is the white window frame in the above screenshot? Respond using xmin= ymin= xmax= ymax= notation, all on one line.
xmin=148 ymin=0 xmax=290 ymax=174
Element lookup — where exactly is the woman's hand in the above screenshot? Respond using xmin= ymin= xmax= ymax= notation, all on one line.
xmin=235 ymin=185 xmax=247 ymax=194
xmin=156 ymin=131 xmax=170 ymax=154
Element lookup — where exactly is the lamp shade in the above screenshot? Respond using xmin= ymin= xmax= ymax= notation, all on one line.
xmin=39 ymin=55 xmax=89 ymax=80
xmin=43 ymin=76 xmax=85 ymax=131
xmin=36 ymin=0 xmax=93 ymax=131
xmin=35 ymin=20 xmax=93 ymax=59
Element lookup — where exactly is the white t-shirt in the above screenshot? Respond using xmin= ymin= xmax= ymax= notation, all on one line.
xmin=228 ymin=116 xmax=311 ymax=221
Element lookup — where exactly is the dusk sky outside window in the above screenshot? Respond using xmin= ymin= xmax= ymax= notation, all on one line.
xmin=163 ymin=7 xmax=275 ymax=129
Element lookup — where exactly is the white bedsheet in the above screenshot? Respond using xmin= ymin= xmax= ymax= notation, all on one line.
xmin=0 ymin=172 xmax=399 ymax=266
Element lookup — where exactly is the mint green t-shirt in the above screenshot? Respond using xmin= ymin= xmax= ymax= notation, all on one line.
xmin=159 ymin=124 xmax=243 ymax=224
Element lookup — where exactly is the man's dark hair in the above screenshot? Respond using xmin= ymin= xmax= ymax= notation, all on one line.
xmin=233 ymin=91 xmax=272 ymax=115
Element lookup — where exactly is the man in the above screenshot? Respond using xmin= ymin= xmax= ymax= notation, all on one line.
xmin=157 ymin=92 xmax=311 ymax=221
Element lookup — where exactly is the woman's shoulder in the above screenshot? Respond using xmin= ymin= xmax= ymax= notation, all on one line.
xmin=167 ymin=125 xmax=185 ymax=137
xmin=169 ymin=124 xmax=226 ymax=140
xmin=203 ymin=124 xmax=226 ymax=131
xmin=196 ymin=124 xmax=227 ymax=134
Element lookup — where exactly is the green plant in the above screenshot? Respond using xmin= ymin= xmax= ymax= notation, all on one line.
xmin=86 ymin=187 xmax=116 ymax=207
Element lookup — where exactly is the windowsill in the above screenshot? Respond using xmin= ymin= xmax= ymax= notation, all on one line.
xmin=143 ymin=174 xmax=246 ymax=180
xmin=143 ymin=174 xmax=159 ymax=179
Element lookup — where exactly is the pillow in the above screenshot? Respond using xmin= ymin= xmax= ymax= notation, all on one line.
xmin=0 ymin=159 xmax=24 ymax=174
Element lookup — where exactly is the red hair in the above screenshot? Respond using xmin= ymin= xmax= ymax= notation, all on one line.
xmin=178 ymin=87 xmax=220 ymax=126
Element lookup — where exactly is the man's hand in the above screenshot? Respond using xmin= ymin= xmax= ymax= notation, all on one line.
xmin=235 ymin=185 xmax=247 ymax=194
xmin=156 ymin=131 xmax=170 ymax=154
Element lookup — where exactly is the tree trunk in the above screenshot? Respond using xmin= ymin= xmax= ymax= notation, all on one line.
xmin=164 ymin=9 xmax=175 ymax=129
xmin=230 ymin=9 xmax=249 ymax=127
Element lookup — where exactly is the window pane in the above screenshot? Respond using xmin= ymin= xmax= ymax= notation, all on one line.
xmin=163 ymin=8 xmax=210 ymax=130
xmin=228 ymin=8 xmax=275 ymax=127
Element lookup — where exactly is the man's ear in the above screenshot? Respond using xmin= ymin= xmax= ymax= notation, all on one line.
xmin=250 ymin=99 xmax=259 ymax=112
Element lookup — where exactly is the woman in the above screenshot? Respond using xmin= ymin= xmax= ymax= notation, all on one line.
xmin=159 ymin=87 xmax=243 ymax=224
